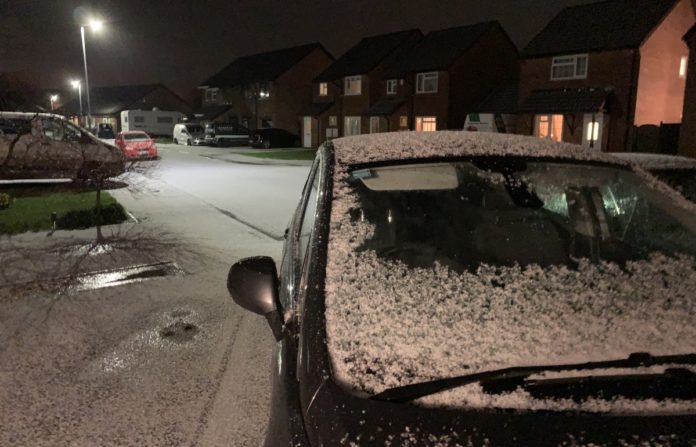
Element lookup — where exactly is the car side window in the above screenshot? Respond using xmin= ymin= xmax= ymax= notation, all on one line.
xmin=64 ymin=122 xmax=84 ymax=143
xmin=297 ymin=160 xmax=321 ymax=275
xmin=41 ymin=118 xmax=64 ymax=141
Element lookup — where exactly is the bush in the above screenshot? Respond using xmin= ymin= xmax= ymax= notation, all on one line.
xmin=0 ymin=193 xmax=12 ymax=210
xmin=56 ymin=202 xmax=128 ymax=230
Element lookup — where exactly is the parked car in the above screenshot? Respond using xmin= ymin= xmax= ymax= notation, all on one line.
xmin=612 ymin=153 xmax=696 ymax=203
xmin=227 ymin=132 xmax=696 ymax=446
xmin=203 ymin=122 xmax=249 ymax=147
xmin=249 ymin=128 xmax=300 ymax=149
xmin=0 ymin=112 xmax=124 ymax=180
xmin=115 ymin=131 xmax=158 ymax=160
xmin=173 ymin=123 xmax=205 ymax=146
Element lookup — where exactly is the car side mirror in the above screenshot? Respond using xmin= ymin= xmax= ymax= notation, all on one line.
xmin=227 ymin=256 xmax=284 ymax=340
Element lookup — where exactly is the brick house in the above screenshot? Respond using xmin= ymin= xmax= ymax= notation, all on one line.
xmin=380 ymin=21 xmax=520 ymax=132
xmin=679 ymin=24 xmax=696 ymax=157
xmin=61 ymin=83 xmax=191 ymax=132
xmin=198 ymin=43 xmax=333 ymax=135
xmin=518 ymin=0 xmax=694 ymax=153
xmin=303 ymin=29 xmax=422 ymax=147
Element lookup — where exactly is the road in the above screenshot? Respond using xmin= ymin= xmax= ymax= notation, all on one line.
xmin=0 ymin=143 xmax=312 ymax=446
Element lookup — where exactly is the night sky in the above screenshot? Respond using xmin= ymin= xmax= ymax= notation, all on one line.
xmin=1 ymin=0 xmax=602 ymax=102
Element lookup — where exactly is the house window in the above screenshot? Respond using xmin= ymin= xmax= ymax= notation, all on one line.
xmin=415 ymin=116 xmax=437 ymax=132
xmin=370 ymin=116 xmax=380 ymax=134
xmin=319 ymin=82 xmax=328 ymax=96
xmin=326 ymin=128 xmax=339 ymax=139
xmin=205 ymin=88 xmax=219 ymax=103
xmin=399 ymin=116 xmax=408 ymax=128
xmin=551 ymin=55 xmax=588 ymax=80
xmin=345 ymin=76 xmax=362 ymax=96
xmin=416 ymin=72 xmax=438 ymax=93
xmin=329 ymin=115 xmax=337 ymax=126
xmin=386 ymin=79 xmax=398 ymax=95
xmin=535 ymin=114 xmax=564 ymax=142
xmin=344 ymin=116 xmax=361 ymax=136
xmin=258 ymin=83 xmax=270 ymax=99
xmin=680 ymin=56 xmax=688 ymax=79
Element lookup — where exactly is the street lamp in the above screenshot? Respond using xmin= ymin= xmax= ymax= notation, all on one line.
xmin=80 ymin=18 xmax=104 ymax=129
xmin=71 ymin=80 xmax=83 ymax=121
xmin=50 ymin=94 xmax=59 ymax=111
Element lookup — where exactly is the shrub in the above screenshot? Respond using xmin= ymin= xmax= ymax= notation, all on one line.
xmin=56 ymin=202 xmax=128 ymax=230
xmin=0 ymin=193 xmax=11 ymax=209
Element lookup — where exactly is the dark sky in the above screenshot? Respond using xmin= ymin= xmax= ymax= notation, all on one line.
xmin=1 ymin=0 xmax=597 ymax=103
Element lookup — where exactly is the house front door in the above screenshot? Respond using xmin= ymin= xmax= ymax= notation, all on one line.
xmin=303 ymin=116 xmax=313 ymax=148
xmin=370 ymin=116 xmax=380 ymax=134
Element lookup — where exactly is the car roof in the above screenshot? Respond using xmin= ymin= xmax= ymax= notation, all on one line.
xmin=0 ymin=111 xmax=66 ymax=120
xmin=611 ymin=152 xmax=696 ymax=171
xmin=121 ymin=130 xmax=149 ymax=135
xmin=330 ymin=131 xmax=632 ymax=167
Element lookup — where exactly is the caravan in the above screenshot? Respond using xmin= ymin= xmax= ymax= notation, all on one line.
xmin=120 ymin=109 xmax=184 ymax=136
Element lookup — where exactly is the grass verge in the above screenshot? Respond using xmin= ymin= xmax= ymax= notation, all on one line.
xmin=0 ymin=191 xmax=127 ymax=235
xmin=241 ymin=150 xmax=317 ymax=161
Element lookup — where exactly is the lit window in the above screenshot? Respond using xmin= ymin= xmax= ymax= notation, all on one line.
xmin=551 ymin=55 xmax=588 ymax=80
xmin=415 ymin=116 xmax=437 ymax=132
xmin=319 ymin=82 xmax=328 ymax=96
xmin=399 ymin=115 xmax=408 ymax=128
xmin=345 ymin=76 xmax=362 ymax=96
xmin=386 ymin=79 xmax=398 ymax=95
xmin=680 ymin=56 xmax=688 ymax=79
xmin=535 ymin=114 xmax=564 ymax=141
xmin=416 ymin=72 xmax=438 ymax=93
xmin=329 ymin=115 xmax=337 ymax=126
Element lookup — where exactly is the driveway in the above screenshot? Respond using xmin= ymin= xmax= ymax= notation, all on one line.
xmin=0 ymin=142 xmax=312 ymax=446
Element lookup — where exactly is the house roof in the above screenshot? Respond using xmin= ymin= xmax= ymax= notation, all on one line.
xmin=62 ymin=84 xmax=173 ymax=115
xmin=522 ymin=0 xmax=679 ymax=58
xmin=382 ymin=21 xmax=501 ymax=79
xmin=519 ymin=86 xmax=613 ymax=113
xmin=200 ymin=43 xmax=329 ymax=88
xmin=314 ymin=29 xmax=422 ymax=82
xmin=367 ymin=98 xmax=405 ymax=116
xmin=475 ymin=84 xmax=520 ymax=113
xmin=190 ymin=105 xmax=233 ymax=121
xmin=300 ymin=102 xmax=335 ymax=117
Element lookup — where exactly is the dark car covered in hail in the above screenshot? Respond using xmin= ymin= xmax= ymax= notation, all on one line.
xmin=0 ymin=112 xmax=124 ymax=180
xmin=227 ymin=132 xmax=696 ymax=446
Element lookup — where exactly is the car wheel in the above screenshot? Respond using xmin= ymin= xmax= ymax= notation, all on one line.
xmin=263 ymin=139 xmax=271 ymax=149
xmin=174 ymin=137 xmax=178 ymax=145
xmin=186 ymin=138 xmax=192 ymax=146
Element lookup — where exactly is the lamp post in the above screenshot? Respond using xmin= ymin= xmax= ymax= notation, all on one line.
xmin=71 ymin=80 xmax=83 ymax=123
xmin=50 ymin=94 xmax=58 ymax=111
xmin=80 ymin=18 xmax=103 ymax=129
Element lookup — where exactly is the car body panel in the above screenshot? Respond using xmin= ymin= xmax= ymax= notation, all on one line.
xmin=0 ymin=112 xmax=124 ymax=180
xmin=115 ymin=131 xmax=158 ymax=160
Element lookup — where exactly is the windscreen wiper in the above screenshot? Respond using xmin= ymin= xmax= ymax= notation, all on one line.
xmin=371 ymin=352 xmax=696 ymax=403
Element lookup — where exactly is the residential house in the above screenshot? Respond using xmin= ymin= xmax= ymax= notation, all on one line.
xmin=62 ymin=83 xmax=191 ymax=131
xmin=198 ymin=43 xmax=333 ymax=135
xmin=518 ymin=0 xmax=694 ymax=152
xmin=307 ymin=29 xmax=422 ymax=146
xmin=679 ymin=24 xmax=696 ymax=157
xmin=381 ymin=21 xmax=520 ymax=132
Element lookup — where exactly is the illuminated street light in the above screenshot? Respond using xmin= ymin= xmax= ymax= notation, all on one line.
xmin=50 ymin=94 xmax=59 ymax=111
xmin=71 ymin=80 xmax=83 ymax=119
xmin=80 ymin=17 xmax=104 ymax=129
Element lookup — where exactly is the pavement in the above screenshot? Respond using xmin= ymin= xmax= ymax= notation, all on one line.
xmin=0 ymin=143 xmax=312 ymax=446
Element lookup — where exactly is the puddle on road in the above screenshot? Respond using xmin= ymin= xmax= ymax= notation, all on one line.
xmin=70 ymin=261 xmax=184 ymax=292
xmin=159 ymin=321 xmax=200 ymax=343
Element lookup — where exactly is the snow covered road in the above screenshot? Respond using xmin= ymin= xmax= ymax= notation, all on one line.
xmin=0 ymin=143 xmax=312 ymax=446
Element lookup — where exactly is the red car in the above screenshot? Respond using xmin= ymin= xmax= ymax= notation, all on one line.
xmin=115 ymin=131 xmax=158 ymax=160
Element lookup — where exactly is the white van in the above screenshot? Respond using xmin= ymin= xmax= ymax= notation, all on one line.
xmin=173 ymin=123 xmax=206 ymax=146
xmin=121 ymin=109 xmax=184 ymax=136
xmin=464 ymin=113 xmax=517 ymax=134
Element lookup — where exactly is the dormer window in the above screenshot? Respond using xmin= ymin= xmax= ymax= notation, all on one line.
xmin=205 ymin=88 xmax=219 ymax=103
xmin=386 ymin=79 xmax=398 ymax=95
xmin=551 ymin=54 xmax=588 ymax=80
xmin=345 ymin=76 xmax=362 ymax=96
xmin=319 ymin=82 xmax=328 ymax=96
